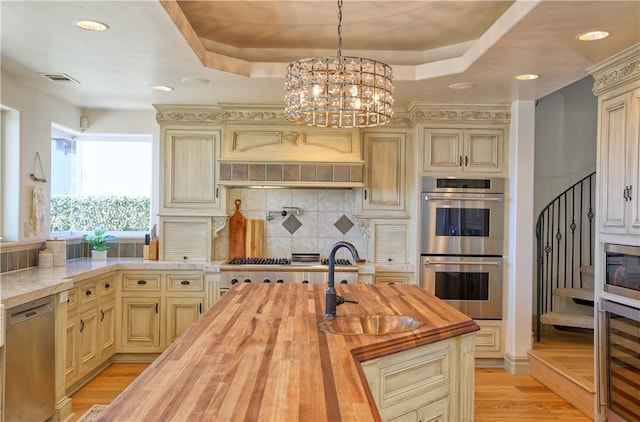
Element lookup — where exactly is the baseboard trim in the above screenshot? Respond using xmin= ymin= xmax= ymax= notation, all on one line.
xmin=503 ymin=352 xmax=530 ymax=375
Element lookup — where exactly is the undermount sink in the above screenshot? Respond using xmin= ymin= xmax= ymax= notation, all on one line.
xmin=318 ymin=315 xmax=424 ymax=335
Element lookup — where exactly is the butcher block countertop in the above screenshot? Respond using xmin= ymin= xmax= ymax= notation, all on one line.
xmin=97 ymin=283 xmax=479 ymax=422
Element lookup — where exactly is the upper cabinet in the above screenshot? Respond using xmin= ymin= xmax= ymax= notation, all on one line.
xmin=358 ymin=131 xmax=407 ymax=215
xmin=423 ymin=128 xmax=504 ymax=174
xmin=160 ymin=128 xmax=224 ymax=215
xmin=589 ymin=44 xmax=640 ymax=237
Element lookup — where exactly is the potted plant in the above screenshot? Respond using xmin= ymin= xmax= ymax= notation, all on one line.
xmin=84 ymin=228 xmax=115 ymax=261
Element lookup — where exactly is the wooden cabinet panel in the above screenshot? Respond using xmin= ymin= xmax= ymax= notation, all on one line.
xmin=98 ymin=300 xmax=116 ymax=359
xmin=166 ymin=274 xmax=205 ymax=292
xmin=122 ymin=274 xmax=161 ymax=292
xmin=78 ymin=307 xmax=98 ymax=375
xmin=166 ymin=297 xmax=203 ymax=344
xmin=473 ymin=320 xmax=504 ymax=358
xmin=373 ymin=273 xmax=411 ymax=285
xmin=64 ymin=317 xmax=77 ymax=385
xmin=121 ymin=297 xmax=161 ymax=351
xmin=162 ymin=129 xmax=221 ymax=211
xmin=360 ymin=132 xmax=407 ymax=215
xmin=423 ymin=128 xmax=504 ymax=174
xmin=372 ymin=221 xmax=409 ymax=264
xmin=160 ymin=217 xmax=212 ymax=261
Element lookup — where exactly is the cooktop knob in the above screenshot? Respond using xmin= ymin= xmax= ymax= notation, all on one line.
xmin=302 ymin=280 xmax=309 ymax=284
xmin=230 ymin=278 xmax=238 ymax=285
xmin=340 ymin=280 xmax=348 ymax=284
xmin=243 ymin=278 xmax=251 ymax=283
xmin=263 ymin=278 xmax=271 ymax=283
xmin=276 ymin=279 xmax=284 ymax=283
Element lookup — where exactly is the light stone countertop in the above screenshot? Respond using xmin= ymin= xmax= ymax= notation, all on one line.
xmin=0 ymin=258 xmax=401 ymax=310
xmin=0 ymin=258 xmax=223 ymax=309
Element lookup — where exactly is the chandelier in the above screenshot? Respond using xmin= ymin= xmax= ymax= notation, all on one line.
xmin=284 ymin=0 xmax=394 ymax=128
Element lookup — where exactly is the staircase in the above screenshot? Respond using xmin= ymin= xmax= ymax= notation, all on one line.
xmin=533 ymin=172 xmax=596 ymax=420
xmin=536 ymin=172 xmax=596 ymax=340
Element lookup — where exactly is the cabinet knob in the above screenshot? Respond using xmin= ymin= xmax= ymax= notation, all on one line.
xmin=104 ymin=283 xmax=110 ymax=289
xmin=86 ymin=290 xmax=92 ymax=296
xmin=180 ymin=280 xmax=190 ymax=285
xmin=137 ymin=280 xmax=147 ymax=285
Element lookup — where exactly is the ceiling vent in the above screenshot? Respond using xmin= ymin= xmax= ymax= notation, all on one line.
xmin=39 ymin=73 xmax=80 ymax=83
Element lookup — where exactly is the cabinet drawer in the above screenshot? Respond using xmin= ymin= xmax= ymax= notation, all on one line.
xmin=166 ymin=274 xmax=204 ymax=292
xmin=122 ymin=274 xmax=161 ymax=291
xmin=97 ymin=276 xmax=116 ymax=298
xmin=77 ymin=281 xmax=98 ymax=308
xmin=66 ymin=287 xmax=78 ymax=314
xmin=374 ymin=274 xmax=409 ymax=285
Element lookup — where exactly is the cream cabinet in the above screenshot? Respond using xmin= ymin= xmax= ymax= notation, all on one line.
xmin=370 ymin=219 xmax=410 ymax=264
xmin=159 ymin=216 xmax=212 ymax=261
xmin=373 ymin=273 xmax=413 ymax=285
xmin=160 ymin=128 xmax=224 ymax=215
xmin=473 ymin=320 xmax=504 ymax=359
xmin=358 ymin=131 xmax=408 ymax=215
xmin=597 ymin=87 xmax=640 ymax=236
xmin=362 ymin=333 xmax=475 ymax=422
xmin=65 ymin=273 xmax=117 ymax=389
xmin=118 ymin=271 xmax=207 ymax=353
xmin=423 ymin=128 xmax=504 ymax=174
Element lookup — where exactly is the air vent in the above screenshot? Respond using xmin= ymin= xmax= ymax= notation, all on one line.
xmin=39 ymin=73 xmax=79 ymax=83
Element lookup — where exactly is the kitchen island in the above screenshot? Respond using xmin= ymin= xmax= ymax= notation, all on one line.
xmin=97 ymin=283 xmax=479 ymax=421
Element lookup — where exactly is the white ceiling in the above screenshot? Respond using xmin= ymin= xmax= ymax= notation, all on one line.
xmin=1 ymin=0 xmax=639 ymax=111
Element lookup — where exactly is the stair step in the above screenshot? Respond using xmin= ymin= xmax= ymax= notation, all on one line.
xmin=540 ymin=312 xmax=594 ymax=329
xmin=553 ymin=288 xmax=594 ymax=301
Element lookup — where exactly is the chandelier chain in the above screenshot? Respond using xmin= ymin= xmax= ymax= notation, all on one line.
xmin=337 ymin=0 xmax=343 ymax=61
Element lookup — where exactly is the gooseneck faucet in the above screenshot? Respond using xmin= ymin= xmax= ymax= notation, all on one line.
xmin=325 ymin=241 xmax=360 ymax=317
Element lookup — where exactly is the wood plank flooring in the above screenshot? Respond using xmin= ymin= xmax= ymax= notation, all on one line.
xmin=70 ymin=363 xmax=591 ymax=421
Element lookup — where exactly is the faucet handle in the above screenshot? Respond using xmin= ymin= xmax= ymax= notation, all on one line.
xmin=336 ymin=295 xmax=358 ymax=306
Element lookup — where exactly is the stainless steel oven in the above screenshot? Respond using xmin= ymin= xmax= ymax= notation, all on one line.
xmin=421 ymin=176 xmax=504 ymax=256
xmin=422 ymin=256 xmax=503 ymax=319
xmin=604 ymin=243 xmax=640 ymax=300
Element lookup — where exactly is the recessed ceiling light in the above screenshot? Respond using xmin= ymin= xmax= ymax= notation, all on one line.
xmin=515 ymin=74 xmax=539 ymax=81
xmin=577 ymin=31 xmax=609 ymax=41
xmin=181 ymin=77 xmax=210 ymax=84
xmin=74 ymin=20 xmax=109 ymax=31
xmin=151 ymin=85 xmax=174 ymax=92
xmin=448 ymin=82 xmax=476 ymax=90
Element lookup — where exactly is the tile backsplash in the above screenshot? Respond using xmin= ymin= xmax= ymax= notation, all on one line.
xmin=216 ymin=188 xmax=367 ymax=261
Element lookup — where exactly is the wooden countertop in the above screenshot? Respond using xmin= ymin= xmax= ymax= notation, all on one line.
xmin=97 ymin=283 xmax=479 ymax=421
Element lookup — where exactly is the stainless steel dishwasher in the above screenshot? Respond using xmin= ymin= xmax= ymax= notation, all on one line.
xmin=5 ymin=296 xmax=55 ymax=421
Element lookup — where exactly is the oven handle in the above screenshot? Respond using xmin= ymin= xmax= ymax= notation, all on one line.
xmin=424 ymin=259 xmax=502 ymax=266
xmin=424 ymin=195 xmax=502 ymax=202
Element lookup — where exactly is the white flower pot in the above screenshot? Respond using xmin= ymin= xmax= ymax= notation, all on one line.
xmin=92 ymin=250 xmax=108 ymax=261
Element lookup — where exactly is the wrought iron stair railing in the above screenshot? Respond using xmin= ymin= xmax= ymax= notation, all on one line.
xmin=535 ymin=172 xmax=596 ymax=342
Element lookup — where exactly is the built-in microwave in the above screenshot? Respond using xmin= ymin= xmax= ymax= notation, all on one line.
xmin=604 ymin=244 xmax=640 ymax=301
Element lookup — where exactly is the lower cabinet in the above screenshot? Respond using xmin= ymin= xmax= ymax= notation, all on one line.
xmin=473 ymin=319 xmax=504 ymax=359
xmin=362 ymin=333 xmax=475 ymax=422
xmin=373 ymin=273 xmax=412 ymax=285
xmin=65 ymin=273 xmax=117 ymax=389
xmin=118 ymin=271 xmax=207 ymax=353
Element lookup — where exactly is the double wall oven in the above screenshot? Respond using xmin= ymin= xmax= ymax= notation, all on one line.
xmin=421 ymin=176 xmax=505 ymax=319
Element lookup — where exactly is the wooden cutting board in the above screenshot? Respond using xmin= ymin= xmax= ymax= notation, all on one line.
xmin=245 ymin=219 xmax=264 ymax=257
xmin=229 ymin=199 xmax=246 ymax=259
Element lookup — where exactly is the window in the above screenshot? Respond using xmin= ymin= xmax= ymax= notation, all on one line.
xmin=50 ymin=127 xmax=152 ymax=233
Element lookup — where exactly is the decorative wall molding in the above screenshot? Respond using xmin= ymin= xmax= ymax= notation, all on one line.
xmin=588 ymin=43 xmax=640 ymax=95
xmin=405 ymin=104 xmax=511 ymax=125
xmin=212 ymin=217 xmax=227 ymax=238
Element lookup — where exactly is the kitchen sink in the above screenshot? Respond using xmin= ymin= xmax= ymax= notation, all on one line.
xmin=318 ymin=315 xmax=424 ymax=335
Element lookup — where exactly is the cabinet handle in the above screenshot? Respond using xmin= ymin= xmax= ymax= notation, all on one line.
xmin=137 ymin=280 xmax=147 ymax=285
xmin=101 ymin=310 xmax=105 ymax=321
xmin=80 ymin=319 xmax=85 ymax=332
xmin=216 ymin=187 xmax=219 ymax=198
xmin=86 ymin=290 xmax=92 ymax=296
xmin=459 ymin=156 xmax=463 ymax=167
xmin=199 ymin=303 xmax=203 ymax=314
xmin=364 ymin=189 xmax=368 ymax=200
xmin=155 ymin=303 xmax=159 ymax=313
xmin=628 ymin=185 xmax=633 ymax=201
xmin=181 ymin=280 xmax=190 ymax=285
xmin=465 ymin=155 xmax=469 ymax=166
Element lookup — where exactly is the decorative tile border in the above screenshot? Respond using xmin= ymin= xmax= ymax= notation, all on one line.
xmin=219 ymin=162 xmax=364 ymax=185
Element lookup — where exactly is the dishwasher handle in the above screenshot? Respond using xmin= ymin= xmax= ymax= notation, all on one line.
xmin=9 ymin=299 xmax=52 ymax=325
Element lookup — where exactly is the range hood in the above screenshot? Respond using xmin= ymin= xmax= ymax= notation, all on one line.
xmin=219 ymin=124 xmax=364 ymax=188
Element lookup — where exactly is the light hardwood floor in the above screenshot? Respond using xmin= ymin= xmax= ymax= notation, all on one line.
xmin=70 ymin=363 xmax=591 ymax=421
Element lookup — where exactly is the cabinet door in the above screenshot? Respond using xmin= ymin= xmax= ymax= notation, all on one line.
xmin=372 ymin=221 xmax=409 ymax=264
xmin=65 ymin=316 xmax=78 ymax=386
xmin=160 ymin=217 xmax=212 ymax=261
xmin=98 ymin=299 xmax=116 ymax=360
xmin=464 ymin=129 xmax=503 ymax=173
xmin=362 ymin=132 xmax=406 ymax=213
xmin=165 ymin=297 xmax=203 ymax=344
xmin=628 ymin=87 xmax=640 ymax=235
xmin=416 ymin=397 xmax=450 ymax=422
xmin=162 ymin=129 xmax=222 ymax=212
xmin=600 ymin=92 xmax=631 ymax=234
xmin=78 ymin=307 xmax=99 ymax=377
xmin=121 ymin=297 xmax=161 ymax=351
xmin=423 ymin=129 xmax=463 ymax=171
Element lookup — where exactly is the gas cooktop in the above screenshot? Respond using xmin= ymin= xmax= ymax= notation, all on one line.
xmin=225 ymin=257 xmax=353 ymax=266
